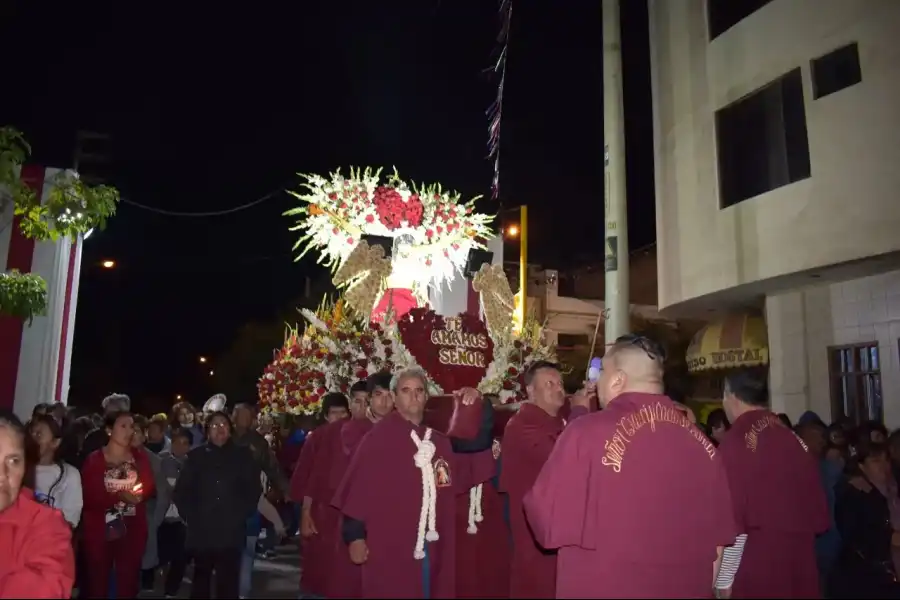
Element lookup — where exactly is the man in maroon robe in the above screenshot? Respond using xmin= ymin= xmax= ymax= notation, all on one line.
xmin=499 ymin=360 xmax=592 ymax=598
xmin=290 ymin=393 xmax=350 ymax=597
xmin=299 ymin=381 xmax=374 ymax=599
xmin=348 ymin=379 xmax=369 ymax=419
xmin=341 ymin=372 xmax=396 ymax=453
xmin=715 ymin=369 xmax=829 ymax=598
xmin=524 ymin=335 xmax=738 ymax=598
xmin=332 ymin=368 xmax=494 ymax=598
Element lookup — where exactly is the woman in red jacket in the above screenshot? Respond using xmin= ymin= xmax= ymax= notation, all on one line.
xmin=0 ymin=409 xmax=75 ymax=598
xmin=80 ymin=410 xmax=154 ymax=599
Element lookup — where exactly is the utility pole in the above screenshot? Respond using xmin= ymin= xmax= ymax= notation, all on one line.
xmin=602 ymin=0 xmax=630 ymax=344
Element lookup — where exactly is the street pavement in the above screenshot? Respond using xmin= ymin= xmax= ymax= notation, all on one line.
xmin=251 ymin=543 xmax=303 ymax=598
xmin=138 ymin=540 xmax=302 ymax=599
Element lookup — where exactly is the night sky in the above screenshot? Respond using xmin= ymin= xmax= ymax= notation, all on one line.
xmin=1 ymin=1 xmax=654 ymax=412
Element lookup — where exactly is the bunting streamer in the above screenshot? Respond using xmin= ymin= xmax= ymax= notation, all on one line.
xmin=487 ymin=0 xmax=512 ymax=199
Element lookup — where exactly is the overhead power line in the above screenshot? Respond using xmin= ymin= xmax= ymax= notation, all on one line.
xmin=120 ymin=188 xmax=286 ymax=218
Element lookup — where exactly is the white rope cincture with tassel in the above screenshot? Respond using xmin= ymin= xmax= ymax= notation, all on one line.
xmin=411 ymin=428 xmax=439 ymax=560
xmin=467 ymin=483 xmax=484 ymax=534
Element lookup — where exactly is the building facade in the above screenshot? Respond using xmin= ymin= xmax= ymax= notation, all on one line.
xmin=649 ymin=0 xmax=900 ymax=427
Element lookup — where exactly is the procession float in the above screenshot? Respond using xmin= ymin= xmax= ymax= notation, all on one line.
xmin=257 ymin=167 xmax=556 ymax=425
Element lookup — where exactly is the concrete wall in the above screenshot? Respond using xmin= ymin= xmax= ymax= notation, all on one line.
xmin=649 ymin=0 xmax=900 ymax=312
xmin=767 ymin=269 xmax=900 ymax=429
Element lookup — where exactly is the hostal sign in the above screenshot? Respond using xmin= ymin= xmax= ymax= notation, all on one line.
xmin=687 ymin=347 xmax=765 ymax=371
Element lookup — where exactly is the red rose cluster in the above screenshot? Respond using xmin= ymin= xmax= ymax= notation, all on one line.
xmin=257 ymin=343 xmax=328 ymax=412
xmin=258 ymin=320 xmax=405 ymax=415
xmin=373 ymin=186 xmax=425 ymax=230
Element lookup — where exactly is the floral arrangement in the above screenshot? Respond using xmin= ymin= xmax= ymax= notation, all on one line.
xmin=257 ymin=299 xmax=443 ymax=416
xmin=478 ymin=316 xmax=558 ymax=403
xmin=258 ymin=295 xmax=557 ymax=415
xmin=284 ymin=167 xmax=494 ymax=294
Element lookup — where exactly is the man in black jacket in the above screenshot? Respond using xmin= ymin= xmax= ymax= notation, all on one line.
xmin=173 ymin=412 xmax=261 ymax=598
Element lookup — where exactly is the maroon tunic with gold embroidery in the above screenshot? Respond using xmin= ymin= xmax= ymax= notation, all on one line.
xmin=524 ymin=393 xmax=737 ymax=598
xmin=719 ymin=409 xmax=829 ymax=598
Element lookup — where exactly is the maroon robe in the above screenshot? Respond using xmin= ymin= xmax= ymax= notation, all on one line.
xmin=332 ymin=411 xmax=491 ymax=598
xmin=455 ymin=447 xmax=510 ymax=598
xmin=499 ymin=402 xmax=588 ymax=598
xmin=342 ymin=417 xmax=375 ymax=455
xmin=493 ymin=407 xmax=516 ymax=439
xmin=523 ymin=393 xmax=737 ymax=598
xmin=719 ymin=409 xmax=829 ymax=598
xmin=290 ymin=427 xmax=327 ymax=597
xmin=306 ymin=419 xmax=364 ymax=598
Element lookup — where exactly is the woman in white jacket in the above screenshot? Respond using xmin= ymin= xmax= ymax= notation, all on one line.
xmin=29 ymin=414 xmax=83 ymax=528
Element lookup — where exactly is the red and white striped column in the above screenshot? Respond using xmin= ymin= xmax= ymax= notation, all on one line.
xmin=0 ymin=165 xmax=85 ymax=419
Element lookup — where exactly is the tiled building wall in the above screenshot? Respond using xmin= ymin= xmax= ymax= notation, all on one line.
xmin=767 ymin=269 xmax=900 ymax=429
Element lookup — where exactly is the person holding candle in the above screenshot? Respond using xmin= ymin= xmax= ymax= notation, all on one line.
xmin=79 ymin=411 xmax=155 ymax=599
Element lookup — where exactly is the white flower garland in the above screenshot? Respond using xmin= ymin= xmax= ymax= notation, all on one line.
xmin=411 ymin=428 xmax=439 ymax=560
xmin=476 ymin=330 xmax=558 ymax=400
xmin=467 ymin=483 xmax=484 ymax=534
xmin=287 ymin=168 xmax=494 ymax=293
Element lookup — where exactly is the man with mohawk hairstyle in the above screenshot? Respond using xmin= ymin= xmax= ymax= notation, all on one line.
xmin=525 ymin=335 xmax=737 ymax=598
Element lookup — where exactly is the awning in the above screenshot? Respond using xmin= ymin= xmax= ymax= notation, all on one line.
xmin=686 ymin=313 xmax=769 ymax=373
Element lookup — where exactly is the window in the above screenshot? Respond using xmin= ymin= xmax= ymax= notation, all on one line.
xmin=707 ymin=0 xmax=774 ymax=40
xmin=812 ymin=43 xmax=862 ymax=100
xmin=828 ymin=343 xmax=882 ymax=425
xmin=716 ymin=68 xmax=811 ymax=208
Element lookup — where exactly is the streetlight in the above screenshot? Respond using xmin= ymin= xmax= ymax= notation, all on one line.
xmin=199 ymin=356 xmax=208 ymax=363
xmin=209 ymin=370 xmax=214 ymax=376
xmin=176 ymin=394 xmax=182 ymax=401
xmin=101 ymin=260 xmax=115 ymax=269
xmin=505 ymin=224 xmax=520 ymax=238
